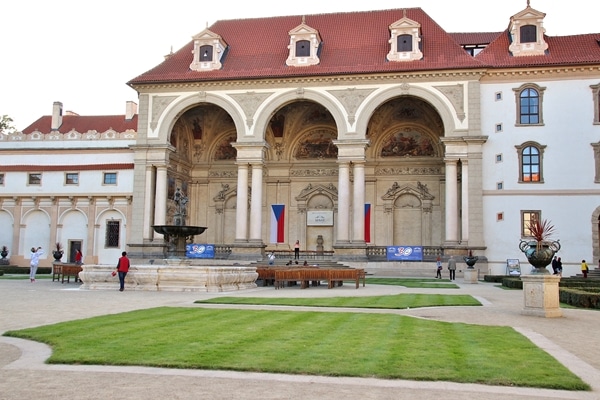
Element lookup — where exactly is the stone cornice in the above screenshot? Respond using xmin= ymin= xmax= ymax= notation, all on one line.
xmin=129 ymin=69 xmax=489 ymax=93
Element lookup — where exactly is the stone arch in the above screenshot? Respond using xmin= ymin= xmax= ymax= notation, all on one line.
xmin=356 ymin=85 xmax=458 ymax=138
xmin=156 ymin=93 xmax=246 ymax=145
xmin=254 ymin=89 xmax=349 ymax=142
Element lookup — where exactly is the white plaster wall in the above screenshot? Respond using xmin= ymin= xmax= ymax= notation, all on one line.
xmin=480 ymin=77 xmax=600 ymax=276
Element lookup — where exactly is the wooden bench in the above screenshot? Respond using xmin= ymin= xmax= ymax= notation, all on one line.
xmin=272 ymin=267 xmax=364 ymax=290
xmin=60 ymin=264 xmax=83 ymax=283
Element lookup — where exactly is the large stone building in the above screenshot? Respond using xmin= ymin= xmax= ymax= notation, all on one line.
xmin=2 ymin=4 xmax=600 ymax=276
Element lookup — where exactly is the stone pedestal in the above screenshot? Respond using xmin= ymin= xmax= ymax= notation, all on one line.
xmin=463 ymin=268 xmax=478 ymax=284
xmin=521 ymin=274 xmax=562 ymax=318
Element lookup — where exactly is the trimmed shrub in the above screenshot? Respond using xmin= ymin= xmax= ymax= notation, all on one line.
xmin=501 ymin=277 xmax=523 ymax=289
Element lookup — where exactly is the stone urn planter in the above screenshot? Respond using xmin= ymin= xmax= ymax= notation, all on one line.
xmin=53 ymin=242 xmax=64 ymax=261
xmin=519 ymin=218 xmax=562 ymax=317
xmin=463 ymin=250 xmax=478 ymax=269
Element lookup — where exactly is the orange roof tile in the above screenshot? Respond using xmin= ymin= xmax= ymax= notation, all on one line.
xmin=22 ymin=115 xmax=138 ymax=135
xmin=128 ymin=8 xmax=485 ymax=85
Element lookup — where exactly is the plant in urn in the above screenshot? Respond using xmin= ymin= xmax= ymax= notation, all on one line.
xmin=519 ymin=219 xmax=560 ymax=274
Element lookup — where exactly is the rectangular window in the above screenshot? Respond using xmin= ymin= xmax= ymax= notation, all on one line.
xmin=522 ymin=210 xmax=540 ymax=237
xmin=496 ymin=154 xmax=503 ymax=163
xmin=28 ymin=173 xmax=42 ymax=185
xmin=65 ymin=172 xmax=79 ymax=185
xmin=103 ymin=172 xmax=117 ymax=185
xmin=495 ymin=123 xmax=503 ymax=132
xmin=105 ymin=220 xmax=120 ymax=248
xmin=497 ymin=182 xmax=503 ymax=190
xmin=495 ymin=92 xmax=502 ymax=101
xmin=497 ymin=212 xmax=504 ymax=221
xmin=0 ymin=173 xmax=4 ymax=185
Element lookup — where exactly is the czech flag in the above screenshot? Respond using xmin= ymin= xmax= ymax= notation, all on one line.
xmin=270 ymin=204 xmax=285 ymax=243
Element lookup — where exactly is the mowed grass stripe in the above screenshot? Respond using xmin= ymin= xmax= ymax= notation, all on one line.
xmin=196 ymin=293 xmax=481 ymax=309
xmin=4 ymin=307 xmax=588 ymax=390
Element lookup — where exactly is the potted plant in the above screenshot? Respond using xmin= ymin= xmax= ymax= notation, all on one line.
xmin=518 ymin=218 xmax=561 ymax=274
xmin=0 ymin=245 xmax=8 ymax=259
xmin=53 ymin=242 xmax=64 ymax=261
xmin=463 ymin=249 xmax=478 ymax=269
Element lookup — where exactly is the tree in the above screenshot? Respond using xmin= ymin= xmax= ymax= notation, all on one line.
xmin=0 ymin=115 xmax=16 ymax=135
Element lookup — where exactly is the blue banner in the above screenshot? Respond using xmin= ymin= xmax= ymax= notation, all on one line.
xmin=186 ymin=244 xmax=215 ymax=259
xmin=386 ymin=246 xmax=423 ymax=261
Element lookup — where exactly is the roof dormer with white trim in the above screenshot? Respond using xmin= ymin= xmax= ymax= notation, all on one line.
xmin=189 ymin=27 xmax=228 ymax=71
xmin=387 ymin=9 xmax=423 ymax=62
xmin=508 ymin=1 xmax=548 ymax=57
xmin=286 ymin=17 xmax=322 ymax=67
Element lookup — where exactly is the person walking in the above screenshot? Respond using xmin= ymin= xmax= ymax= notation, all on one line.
xmin=115 ymin=251 xmax=130 ymax=291
xmin=435 ymin=256 xmax=442 ymax=279
xmin=29 ymin=246 xmax=44 ymax=282
xmin=294 ymin=240 xmax=300 ymax=260
xmin=75 ymin=249 xmax=83 ymax=265
xmin=447 ymin=256 xmax=456 ymax=281
xmin=551 ymin=256 xmax=558 ymax=275
xmin=581 ymin=259 xmax=589 ymax=278
xmin=556 ymin=257 xmax=563 ymax=277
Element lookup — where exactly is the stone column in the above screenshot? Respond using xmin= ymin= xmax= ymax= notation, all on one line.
xmin=143 ymin=166 xmax=155 ymax=239
xmin=249 ymin=163 xmax=263 ymax=242
xmin=235 ymin=163 xmax=249 ymax=241
xmin=154 ymin=165 xmax=168 ymax=228
xmin=337 ymin=161 xmax=350 ymax=244
xmin=461 ymin=160 xmax=469 ymax=243
xmin=445 ymin=159 xmax=459 ymax=244
xmin=352 ymin=161 xmax=365 ymax=243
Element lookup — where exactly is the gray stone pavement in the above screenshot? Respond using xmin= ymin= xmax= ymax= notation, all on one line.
xmin=1 ymin=276 xmax=599 ymax=400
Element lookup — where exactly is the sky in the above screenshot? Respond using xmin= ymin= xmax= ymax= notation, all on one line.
xmin=1 ymin=0 xmax=598 ymax=131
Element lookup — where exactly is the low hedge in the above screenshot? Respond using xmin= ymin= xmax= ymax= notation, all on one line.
xmin=0 ymin=266 xmax=52 ymax=275
xmin=483 ymin=275 xmax=508 ymax=283
xmin=501 ymin=277 xmax=523 ymax=289
xmin=559 ymin=288 xmax=600 ymax=309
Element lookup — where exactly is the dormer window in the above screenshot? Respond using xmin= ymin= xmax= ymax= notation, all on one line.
xmin=508 ymin=4 xmax=548 ymax=57
xmin=190 ymin=28 xmax=228 ymax=71
xmin=387 ymin=10 xmax=423 ymax=62
xmin=286 ymin=17 xmax=321 ymax=67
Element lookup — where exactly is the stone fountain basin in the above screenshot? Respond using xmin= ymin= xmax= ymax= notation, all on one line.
xmin=152 ymin=225 xmax=207 ymax=236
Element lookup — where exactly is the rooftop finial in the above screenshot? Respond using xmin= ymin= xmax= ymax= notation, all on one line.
xmin=403 ymin=8 xmax=407 ymax=18
xmin=302 ymin=15 xmax=305 ymax=24
xmin=527 ymin=0 xmax=530 ymax=7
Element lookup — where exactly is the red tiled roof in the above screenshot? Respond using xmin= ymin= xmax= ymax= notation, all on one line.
xmin=476 ymin=33 xmax=600 ymax=67
xmin=22 ymin=115 xmax=138 ymax=135
xmin=450 ymin=32 xmax=503 ymax=46
xmin=128 ymin=8 xmax=484 ymax=85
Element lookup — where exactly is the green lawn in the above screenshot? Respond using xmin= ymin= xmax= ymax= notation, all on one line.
xmin=196 ymin=293 xmax=479 ymax=309
xmin=4 ymin=307 xmax=589 ymax=390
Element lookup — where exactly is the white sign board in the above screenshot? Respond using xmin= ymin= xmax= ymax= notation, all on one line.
xmin=307 ymin=210 xmax=334 ymax=226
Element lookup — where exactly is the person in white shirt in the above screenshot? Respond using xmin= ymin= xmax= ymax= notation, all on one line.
xmin=30 ymin=246 xmax=44 ymax=282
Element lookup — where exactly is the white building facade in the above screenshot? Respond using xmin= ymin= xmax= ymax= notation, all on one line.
xmin=3 ymin=5 xmax=600 ymax=276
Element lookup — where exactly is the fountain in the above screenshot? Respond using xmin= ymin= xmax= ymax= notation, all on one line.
xmin=152 ymin=188 xmax=207 ymax=259
xmin=79 ymin=188 xmax=258 ymax=292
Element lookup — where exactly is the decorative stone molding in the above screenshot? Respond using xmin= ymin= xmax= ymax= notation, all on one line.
xmin=189 ymin=28 xmax=228 ymax=72
xmin=508 ymin=4 xmax=548 ymax=57
xmin=208 ymin=170 xmax=237 ymax=178
xmin=150 ymin=96 xmax=177 ymax=131
xmin=286 ymin=17 xmax=322 ymax=67
xmin=290 ymin=168 xmax=338 ymax=177
xmin=435 ymin=84 xmax=465 ymax=122
xmin=328 ymin=88 xmax=375 ymax=125
xmin=376 ymin=166 xmax=442 ymax=176
xmin=228 ymin=92 xmax=272 ymax=129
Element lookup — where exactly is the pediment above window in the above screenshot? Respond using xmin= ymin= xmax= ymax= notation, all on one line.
xmin=387 ymin=10 xmax=423 ymax=62
xmin=286 ymin=17 xmax=322 ymax=67
xmin=508 ymin=4 xmax=548 ymax=57
xmin=189 ymin=28 xmax=228 ymax=71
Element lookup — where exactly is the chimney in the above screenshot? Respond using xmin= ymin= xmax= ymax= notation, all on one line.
xmin=125 ymin=101 xmax=138 ymax=120
xmin=51 ymin=101 xmax=63 ymax=130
